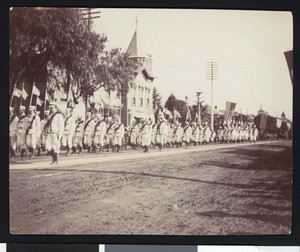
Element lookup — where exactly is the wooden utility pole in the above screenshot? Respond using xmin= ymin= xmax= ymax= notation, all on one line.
xmin=206 ymin=60 xmax=218 ymax=131
xmin=81 ymin=8 xmax=101 ymax=120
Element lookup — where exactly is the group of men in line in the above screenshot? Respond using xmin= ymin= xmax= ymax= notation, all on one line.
xmin=9 ymin=104 xmax=259 ymax=164
xmin=9 ymin=103 xmax=125 ymax=164
xmin=128 ymin=114 xmax=259 ymax=152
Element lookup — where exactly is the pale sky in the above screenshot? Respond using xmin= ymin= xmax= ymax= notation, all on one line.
xmin=92 ymin=9 xmax=293 ymax=120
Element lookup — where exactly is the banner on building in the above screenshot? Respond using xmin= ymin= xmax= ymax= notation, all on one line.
xmin=259 ymin=112 xmax=268 ymax=130
xmin=224 ymin=101 xmax=236 ymax=124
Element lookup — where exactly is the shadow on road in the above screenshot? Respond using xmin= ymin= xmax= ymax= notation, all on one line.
xmin=195 ymin=210 xmax=291 ymax=229
xmin=202 ymin=144 xmax=292 ymax=171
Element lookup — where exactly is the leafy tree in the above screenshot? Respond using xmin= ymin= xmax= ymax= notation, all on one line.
xmin=10 ymin=7 xmax=138 ymax=115
xmin=152 ymin=86 xmax=162 ymax=109
xmin=164 ymin=93 xmax=176 ymax=113
xmin=164 ymin=92 xmax=207 ymax=124
xmin=10 ymin=8 xmax=105 ymax=108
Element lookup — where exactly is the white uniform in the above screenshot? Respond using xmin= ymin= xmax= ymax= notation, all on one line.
xmin=140 ymin=123 xmax=150 ymax=147
xmin=167 ymin=124 xmax=174 ymax=144
xmin=173 ymin=124 xmax=182 ymax=144
xmin=203 ymin=126 xmax=211 ymax=143
xmin=182 ymin=125 xmax=192 ymax=143
xmin=25 ymin=115 xmax=38 ymax=149
xmin=156 ymin=121 xmax=168 ymax=146
xmin=45 ymin=112 xmax=64 ymax=154
xmin=93 ymin=120 xmax=107 ymax=146
xmin=10 ymin=115 xmax=19 ymax=152
xmin=129 ymin=123 xmax=139 ymax=146
xmin=17 ymin=114 xmax=27 ymax=150
xmin=61 ymin=115 xmax=76 ymax=148
xmin=83 ymin=118 xmax=95 ymax=148
xmin=40 ymin=118 xmax=48 ymax=148
xmin=114 ymin=123 xmax=124 ymax=146
xmin=35 ymin=114 xmax=42 ymax=148
xmin=191 ymin=125 xmax=200 ymax=143
xmin=73 ymin=120 xmax=84 ymax=147
xmin=106 ymin=122 xmax=116 ymax=147
xmin=151 ymin=124 xmax=157 ymax=145
xmin=198 ymin=125 xmax=204 ymax=143
xmin=251 ymin=127 xmax=258 ymax=142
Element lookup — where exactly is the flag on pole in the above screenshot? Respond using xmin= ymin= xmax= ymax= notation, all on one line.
xmin=284 ymin=50 xmax=293 ymax=85
xmin=32 ymin=84 xmax=40 ymax=96
xmin=13 ymin=88 xmax=22 ymax=98
xmin=276 ymin=118 xmax=282 ymax=128
xmin=21 ymin=88 xmax=28 ymax=100
xmin=36 ymin=97 xmax=43 ymax=106
xmin=45 ymin=91 xmax=49 ymax=101
xmin=186 ymin=106 xmax=191 ymax=121
xmin=224 ymin=101 xmax=236 ymax=123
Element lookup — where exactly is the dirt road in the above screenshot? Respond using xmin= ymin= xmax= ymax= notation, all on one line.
xmin=9 ymin=140 xmax=292 ymax=235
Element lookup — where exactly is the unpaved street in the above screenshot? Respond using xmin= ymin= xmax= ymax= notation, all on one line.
xmin=10 ymin=140 xmax=292 ymax=235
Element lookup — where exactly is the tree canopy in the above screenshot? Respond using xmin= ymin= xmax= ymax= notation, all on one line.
xmin=9 ymin=7 xmax=138 ymax=113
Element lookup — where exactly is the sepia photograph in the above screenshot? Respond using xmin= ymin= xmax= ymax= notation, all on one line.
xmin=9 ymin=7 xmax=293 ymax=235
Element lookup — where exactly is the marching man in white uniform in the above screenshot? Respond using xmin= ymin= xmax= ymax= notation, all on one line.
xmin=25 ymin=106 xmax=38 ymax=158
xmin=17 ymin=106 xmax=28 ymax=158
xmin=72 ymin=115 xmax=84 ymax=154
xmin=182 ymin=121 xmax=192 ymax=148
xmin=83 ymin=112 xmax=95 ymax=153
xmin=129 ymin=118 xmax=139 ymax=149
xmin=251 ymin=124 xmax=259 ymax=143
xmin=140 ymin=118 xmax=150 ymax=153
xmin=173 ymin=120 xmax=181 ymax=148
xmin=203 ymin=121 xmax=211 ymax=145
xmin=61 ymin=108 xmax=76 ymax=156
xmin=35 ymin=110 xmax=42 ymax=156
xmin=93 ymin=114 xmax=107 ymax=153
xmin=9 ymin=107 xmax=19 ymax=158
xmin=113 ymin=116 xmax=124 ymax=152
xmin=190 ymin=122 xmax=200 ymax=146
xmin=41 ymin=111 xmax=50 ymax=152
xmin=106 ymin=116 xmax=116 ymax=152
xmin=45 ymin=103 xmax=64 ymax=164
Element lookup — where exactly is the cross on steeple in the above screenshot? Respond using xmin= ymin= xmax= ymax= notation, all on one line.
xmin=136 ymin=16 xmax=138 ymax=30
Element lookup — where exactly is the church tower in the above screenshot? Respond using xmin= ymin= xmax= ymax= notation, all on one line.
xmin=121 ymin=18 xmax=155 ymax=126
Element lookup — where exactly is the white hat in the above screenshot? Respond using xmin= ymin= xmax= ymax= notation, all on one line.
xmin=19 ymin=105 xmax=25 ymax=110
xmin=10 ymin=107 xmax=14 ymax=112
xmin=29 ymin=106 xmax=35 ymax=111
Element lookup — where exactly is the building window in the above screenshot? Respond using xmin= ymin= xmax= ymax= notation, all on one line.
xmin=147 ymin=99 xmax=150 ymax=107
xmin=132 ymin=97 xmax=136 ymax=106
xmin=139 ymin=86 xmax=144 ymax=107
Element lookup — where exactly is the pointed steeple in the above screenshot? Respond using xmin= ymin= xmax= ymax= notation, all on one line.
xmin=126 ymin=17 xmax=147 ymax=58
